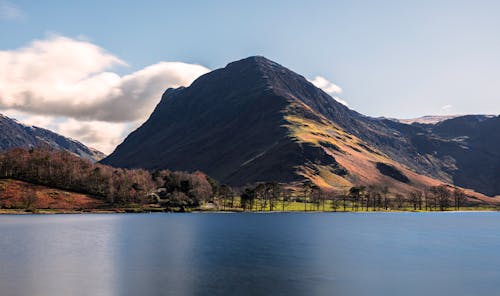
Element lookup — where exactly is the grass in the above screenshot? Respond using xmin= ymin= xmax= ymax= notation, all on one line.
xmin=199 ymin=198 xmax=500 ymax=213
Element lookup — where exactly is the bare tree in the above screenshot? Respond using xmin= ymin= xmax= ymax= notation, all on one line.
xmin=409 ymin=190 xmax=423 ymax=211
xmin=254 ymin=183 xmax=266 ymax=211
xmin=349 ymin=186 xmax=366 ymax=211
xmin=219 ymin=184 xmax=233 ymax=211
xmin=342 ymin=192 xmax=348 ymax=212
xmin=311 ymin=184 xmax=321 ymax=211
xmin=453 ymin=188 xmax=467 ymax=210
xmin=381 ymin=186 xmax=390 ymax=210
xmin=394 ymin=194 xmax=406 ymax=210
xmin=430 ymin=185 xmax=451 ymax=211
xmin=267 ymin=182 xmax=281 ymax=212
xmin=302 ymin=181 xmax=313 ymax=212
xmin=281 ymin=188 xmax=291 ymax=212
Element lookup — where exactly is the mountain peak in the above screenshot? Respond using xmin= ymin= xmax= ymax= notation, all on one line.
xmin=226 ymin=56 xmax=279 ymax=69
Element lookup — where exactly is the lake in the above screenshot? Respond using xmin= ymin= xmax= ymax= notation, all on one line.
xmin=1 ymin=212 xmax=499 ymax=296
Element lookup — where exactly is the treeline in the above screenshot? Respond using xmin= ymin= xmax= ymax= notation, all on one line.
xmin=342 ymin=184 xmax=469 ymax=211
xmin=220 ymin=182 xmax=471 ymax=212
xmin=0 ymin=148 xmax=213 ymax=206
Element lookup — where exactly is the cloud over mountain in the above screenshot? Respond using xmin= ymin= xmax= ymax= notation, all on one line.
xmin=309 ymin=76 xmax=348 ymax=106
xmin=0 ymin=35 xmax=209 ymax=153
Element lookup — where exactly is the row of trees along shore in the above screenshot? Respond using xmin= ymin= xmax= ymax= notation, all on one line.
xmin=0 ymin=148 xmax=473 ymax=211
xmin=220 ymin=181 xmax=470 ymax=212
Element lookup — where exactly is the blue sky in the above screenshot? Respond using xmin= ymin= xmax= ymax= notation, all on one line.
xmin=1 ymin=0 xmax=500 ymax=152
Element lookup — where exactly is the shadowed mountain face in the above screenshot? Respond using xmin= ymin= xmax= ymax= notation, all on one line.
xmin=103 ymin=57 xmax=344 ymax=185
xmin=102 ymin=56 xmax=500 ymax=197
xmin=0 ymin=114 xmax=105 ymax=162
xmin=389 ymin=115 xmax=500 ymax=196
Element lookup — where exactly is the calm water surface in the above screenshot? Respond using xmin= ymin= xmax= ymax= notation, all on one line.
xmin=1 ymin=212 xmax=499 ymax=296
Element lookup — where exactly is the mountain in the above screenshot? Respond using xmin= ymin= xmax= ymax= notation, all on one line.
xmin=0 ymin=114 xmax=105 ymax=162
xmin=102 ymin=56 xmax=499 ymax=199
xmin=394 ymin=115 xmax=460 ymax=125
xmin=385 ymin=115 xmax=500 ymax=197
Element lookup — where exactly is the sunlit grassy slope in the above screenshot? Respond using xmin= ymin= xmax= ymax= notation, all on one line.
xmin=282 ymin=102 xmax=499 ymax=204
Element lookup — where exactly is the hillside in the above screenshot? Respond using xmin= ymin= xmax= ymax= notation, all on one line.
xmin=102 ymin=56 xmax=500 ymax=199
xmin=0 ymin=179 xmax=104 ymax=210
xmin=0 ymin=114 xmax=105 ymax=162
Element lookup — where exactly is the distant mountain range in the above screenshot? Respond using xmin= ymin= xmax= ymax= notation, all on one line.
xmin=393 ymin=115 xmax=460 ymax=125
xmin=0 ymin=114 xmax=105 ymax=162
xmin=102 ymin=56 xmax=499 ymax=199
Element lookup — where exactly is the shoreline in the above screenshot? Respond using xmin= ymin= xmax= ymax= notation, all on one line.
xmin=1 ymin=208 xmax=499 ymax=215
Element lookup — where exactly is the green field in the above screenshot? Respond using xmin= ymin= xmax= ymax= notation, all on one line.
xmin=198 ymin=198 xmax=499 ymax=212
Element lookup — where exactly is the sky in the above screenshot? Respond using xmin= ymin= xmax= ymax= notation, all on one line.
xmin=1 ymin=0 xmax=500 ymax=153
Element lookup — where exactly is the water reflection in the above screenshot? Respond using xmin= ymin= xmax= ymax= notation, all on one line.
xmin=0 ymin=215 xmax=119 ymax=296
xmin=1 ymin=213 xmax=500 ymax=296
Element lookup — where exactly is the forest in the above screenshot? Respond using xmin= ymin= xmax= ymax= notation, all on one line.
xmin=0 ymin=148 xmax=213 ymax=208
xmin=0 ymin=148 xmax=478 ymax=212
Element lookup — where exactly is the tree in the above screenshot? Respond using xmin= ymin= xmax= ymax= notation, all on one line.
xmin=301 ymin=181 xmax=313 ymax=212
xmin=0 ymin=148 xmax=215 ymax=208
xmin=310 ymin=184 xmax=321 ymax=211
xmin=381 ymin=186 xmax=390 ymax=210
xmin=430 ymin=185 xmax=451 ymax=211
xmin=266 ymin=182 xmax=282 ymax=212
xmin=394 ymin=194 xmax=406 ymax=210
xmin=281 ymin=188 xmax=292 ymax=212
xmin=348 ymin=186 xmax=365 ymax=211
xmin=219 ymin=185 xmax=233 ymax=210
xmin=341 ymin=191 xmax=348 ymax=212
xmin=409 ymin=190 xmax=423 ymax=211
xmin=453 ymin=188 xmax=467 ymax=210
xmin=254 ymin=183 xmax=267 ymax=211
xmin=330 ymin=192 xmax=340 ymax=212
xmin=240 ymin=188 xmax=256 ymax=211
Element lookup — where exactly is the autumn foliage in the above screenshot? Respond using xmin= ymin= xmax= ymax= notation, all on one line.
xmin=0 ymin=148 xmax=213 ymax=206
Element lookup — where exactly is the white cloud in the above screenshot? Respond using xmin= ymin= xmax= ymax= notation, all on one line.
xmin=0 ymin=1 xmax=24 ymax=21
xmin=332 ymin=96 xmax=349 ymax=107
xmin=0 ymin=35 xmax=209 ymax=122
xmin=0 ymin=35 xmax=210 ymax=154
xmin=57 ymin=119 xmax=132 ymax=154
xmin=309 ymin=75 xmax=348 ymax=106
xmin=310 ymin=76 xmax=342 ymax=94
xmin=441 ymin=104 xmax=453 ymax=114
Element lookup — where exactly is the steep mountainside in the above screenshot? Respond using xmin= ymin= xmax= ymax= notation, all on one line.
xmin=103 ymin=56 xmax=499 ymax=198
xmin=0 ymin=114 xmax=105 ymax=161
xmin=386 ymin=115 xmax=500 ymax=196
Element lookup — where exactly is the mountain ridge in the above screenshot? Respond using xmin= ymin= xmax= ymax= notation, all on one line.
xmin=0 ymin=114 xmax=105 ymax=162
